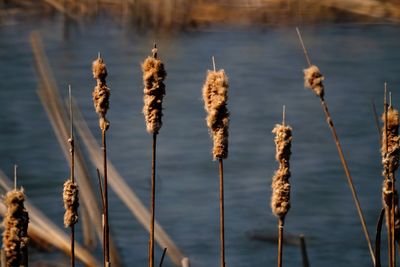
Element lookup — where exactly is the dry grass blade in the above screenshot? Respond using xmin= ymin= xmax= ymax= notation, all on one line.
xmin=30 ymin=31 xmax=123 ymax=267
xmin=0 ymin=171 xmax=100 ymax=267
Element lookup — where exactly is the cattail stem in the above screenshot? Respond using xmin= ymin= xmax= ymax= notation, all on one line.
xmin=68 ymin=86 xmax=75 ymax=267
xmin=383 ymin=86 xmax=396 ymax=267
xmin=296 ymin=28 xmax=375 ymax=265
xmin=219 ymin=158 xmax=225 ymax=267
xmin=149 ymin=133 xmax=157 ymax=267
xmin=96 ymin=168 xmax=106 ymax=265
xmin=320 ymin=99 xmax=375 ymax=262
xmin=102 ymin=128 xmax=110 ymax=266
xmin=278 ymin=217 xmax=284 ymax=267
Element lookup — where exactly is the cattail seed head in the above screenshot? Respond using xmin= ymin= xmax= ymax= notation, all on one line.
xmin=63 ymin=179 xmax=79 ymax=228
xmin=381 ymin=107 xmax=400 ymax=176
xmin=92 ymin=57 xmax=110 ymax=131
xmin=142 ymin=52 xmax=166 ymax=135
xmin=2 ymin=190 xmax=29 ymax=267
xmin=202 ymin=70 xmax=229 ymax=159
xmin=271 ymin=124 xmax=292 ymax=218
xmin=92 ymin=58 xmax=107 ymax=81
xmin=304 ymin=65 xmax=324 ymax=98
xmin=382 ymin=179 xmax=400 ymax=240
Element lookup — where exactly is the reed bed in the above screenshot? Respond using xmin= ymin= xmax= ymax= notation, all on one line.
xmin=0 ymin=171 xmax=100 ymax=267
xmin=4 ymin=0 xmax=400 ymax=29
xmin=30 ymin=31 xmax=122 ymax=266
xmin=2 ymin=24 xmax=399 ymax=267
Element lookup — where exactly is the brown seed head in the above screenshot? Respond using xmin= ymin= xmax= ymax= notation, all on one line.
xmin=2 ymin=190 xmax=29 ymax=267
xmin=381 ymin=107 xmax=400 ymax=175
xmin=92 ymin=58 xmax=107 ymax=82
xmin=92 ymin=56 xmax=110 ymax=131
xmin=270 ymin=123 xmax=292 ymax=218
xmin=63 ymin=179 xmax=79 ymax=228
xmin=202 ymin=70 xmax=229 ymax=159
xmin=142 ymin=56 xmax=166 ymax=134
xmin=304 ymin=65 xmax=324 ymax=98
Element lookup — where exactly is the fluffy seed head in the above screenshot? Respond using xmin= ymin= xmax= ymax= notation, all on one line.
xmin=92 ymin=57 xmax=110 ymax=131
xmin=270 ymin=124 xmax=292 ymax=218
xmin=2 ymin=190 xmax=29 ymax=267
xmin=304 ymin=65 xmax=324 ymax=98
xmin=92 ymin=58 xmax=107 ymax=81
xmin=142 ymin=56 xmax=166 ymax=134
xmin=63 ymin=179 xmax=79 ymax=228
xmin=381 ymin=107 xmax=400 ymax=176
xmin=202 ymin=70 xmax=229 ymax=159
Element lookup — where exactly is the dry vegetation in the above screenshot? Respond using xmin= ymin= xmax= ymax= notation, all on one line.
xmin=1 ymin=0 xmax=400 ymax=29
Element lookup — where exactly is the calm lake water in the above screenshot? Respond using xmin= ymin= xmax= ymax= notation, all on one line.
xmin=1 ymin=16 xmax=400 ymax=267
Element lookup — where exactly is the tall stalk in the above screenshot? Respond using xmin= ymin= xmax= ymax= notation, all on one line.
xmin=202 ymin=57 xmax=230 ymax=267
xmin=271 ymin=107 xmax=292 ymax=267
xmin=68 ymin=86 xmax=76 ymax=267
xmin=141 ymin=44 xmax=166 ymax=267
xmin=381 ymin=86 xmax=399 ymax=267
xmin=219 ymin=158 xmax=225 ymax=267
xmin=62 ymin=86 xmax=79 ymax=267
xmin=296 ymin=27 xmax=375 ymax=265
xmin=92 ymin=54 xmax=111 ymax=266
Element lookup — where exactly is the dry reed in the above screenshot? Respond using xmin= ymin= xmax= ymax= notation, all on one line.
xmin=381 ymin=102 xmax=399 ymax=267
xmin=202 ymin=58 xmax=229 ymax=267
xmin=381 ymin=106 xmax=399 ymax=178
xmin=270 ymin=110 xmax=292 ymax=267
xmin=92 ymin=54 xmax=111 ymax=266
xmin=2 ymin=189 xmax=29 ymax=267
xmin=30 ymin=32 xmax=121 ymax=266
xmin=296 ymin=27 xmax=375 ymax=265
xmin=141 ymin=44 xmax=167 ymax=267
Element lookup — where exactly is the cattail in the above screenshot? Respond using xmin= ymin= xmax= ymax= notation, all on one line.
xmin=297 ymin=28 xmax=375 ymax=264
xmin=92 ymin=57 xmax=110 ymax=131
xmin=381 ymin=107 xmax=400 ymax=176
xmin=304 ymin=65 xmax=324 ymax=99
xmin=141 ymin=45 xmax=167 ymax=267
xmin=92 ymin=55 xmax=111 ymax=265
xmin=202 ymin=70 xmax=229 ymax=159
xmin=381 ymin=104 xmax=400 ymax=267
xmin=63 ymin=179 xmax=79 ymax=228
xmin=2 ymin=190 xmax=29 ymax=267
xmin=202 ymin=59 xmax=230 ymax=267
xmin=271 ymin=124 xmax=292 ymax=218
xmin=141 ymin=46 xmax=166 ymax=135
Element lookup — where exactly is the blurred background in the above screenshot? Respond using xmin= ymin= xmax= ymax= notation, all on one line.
xmin=1 ymin=0 xmax=400 ymax=266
